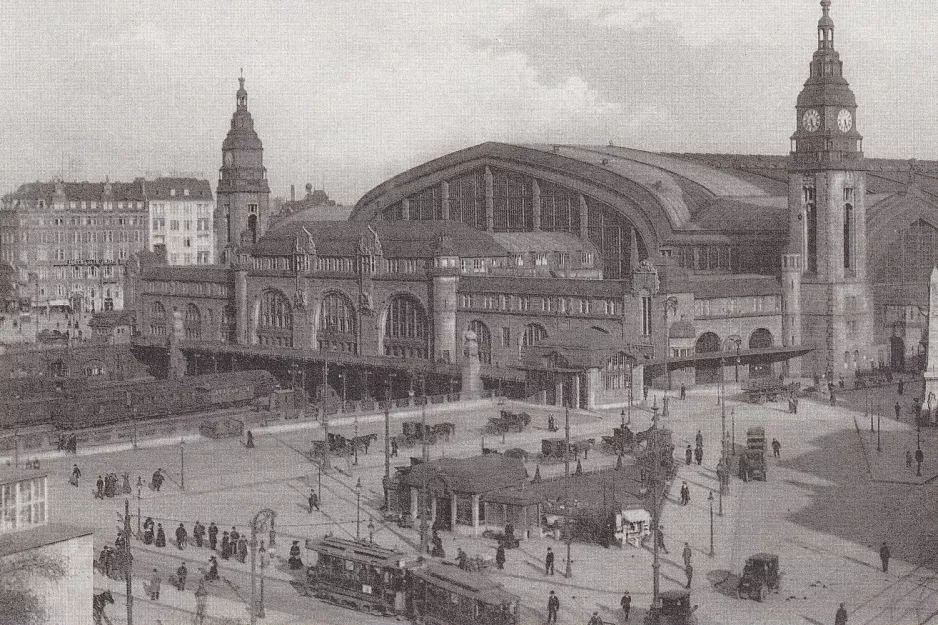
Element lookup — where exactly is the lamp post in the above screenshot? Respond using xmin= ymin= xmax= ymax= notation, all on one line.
xmin=731 ymin=337 xmax=742 ymax=383
xmin=628 ymin=359 xmax=633 ymax=425
xmin=355 ymin=478 xmax=362 ymax=540
xmin=869 ymin=388 xmax=874 ymax=433
xmin=663 ymin=297 xmax=678 ymax=410
xmin=649 ymin=400 xmax=661 ymax=614
xmin=877 ymin=410 xmax=882 ymax=453
xmin=136 ymin=476 xmax=143 ymax=536
xmin=731 ymin=408 xmax=736 ymax=455
xmin=317 ymin=459 xmax=322 ymax=504
xmin=564 ymin=403 xmax=573 ymax=579
xmin=249 ymin=508 xmax=276 ymax=625
xmin=708 ymin=492 xmax=714 ymax=556
xmin=383 ymin=374 xmax=395 ymax=511
xmin=258 ymin=542 xmax=269 ymax=617
xmin=180 ymin=438 xmax=185 ymax=490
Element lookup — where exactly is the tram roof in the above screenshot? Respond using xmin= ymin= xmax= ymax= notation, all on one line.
xmin=304 ymin=535 xmax=412 ymax=567
xmin=411 ymin=561 xmax=520 ymax=605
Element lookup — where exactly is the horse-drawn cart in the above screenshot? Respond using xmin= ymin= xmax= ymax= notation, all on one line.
xmin=742 ymin=379 xmax=798 ymax=404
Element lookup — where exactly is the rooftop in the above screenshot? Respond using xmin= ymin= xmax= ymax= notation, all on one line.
xmin=400 ymin=454 xmax=528 ymax=495
xmin=0 ymin=467 xmax=46 ymax=486
xmin=0 ymin=523 xmax=93 ymax=558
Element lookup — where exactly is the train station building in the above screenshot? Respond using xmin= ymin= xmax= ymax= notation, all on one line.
xmin=134 ymin=1 xmax=938 ymax=408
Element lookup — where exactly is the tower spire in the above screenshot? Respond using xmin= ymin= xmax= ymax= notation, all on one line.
xmin=818 ymin=0 xmax=834 ymax=50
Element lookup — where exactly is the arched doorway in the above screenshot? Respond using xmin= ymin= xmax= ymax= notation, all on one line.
xmin=890 ymin=335 xmax=906 ymax=371
xmin=749 ymin=328 xmax=773 ymax=378
xmin=467 ymin=320 xmax=492 ymax=365
xmin=694 ymin=332 xmax=722 ymax=384
xmin=383 ymin=295 xmax=429 ymax=359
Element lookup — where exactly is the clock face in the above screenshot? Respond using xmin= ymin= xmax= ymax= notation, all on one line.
xmin=802 ymin=109 xmax=821 ymax=133
xmin=837 ymin=109 xmax=853 ymax=132
xmin=224 ymin=152 xmax=233 ymax=166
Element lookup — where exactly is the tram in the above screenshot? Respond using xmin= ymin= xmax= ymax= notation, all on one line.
xmin=409 ymin=561 xmax=521 ymax=625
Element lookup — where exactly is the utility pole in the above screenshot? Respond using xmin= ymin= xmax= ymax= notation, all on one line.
xmin=419 ymin=375 xmax=429 ymax=555
xmin=650 ymin=401 xmax=661 ymax=619
xmin=250 ymin=509 xmax=276 ymax=625
xmin=180 ymin=438 xmax=185 ymax=490
xmin=123 ymin=498 xmax=134 ymax=625
xmin=383 ymin=374 xmax=395 ymax=510
xmin=322 ymin=360 xmax=330 ymax=472
xmin=564 ymin=404 xmax=573 ymax=578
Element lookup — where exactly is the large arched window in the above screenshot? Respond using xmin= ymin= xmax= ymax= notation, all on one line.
xmin=694 ymin=331 xmax=722 ymax=384
xmin=467 ymin=320 xmax=492 ymax=365
xmin=604 ymin=351 xmax=632 ymax=390
xmin=319 ymin=292 xmax=358 ymax=353
xmin=748 ymin=328 xmax=773 ymax=377
xmin=257 ymin=289 xmax=293 ymax=347
xmin=149 ymin=301 xmax=167 ymax=336
xmin=522 ymin=323 xmax=547 ymax=347
xmin=383 ymin=295 xmax=428 ymax=359
xmin=184 ymin=304 xmax=201 ymax=340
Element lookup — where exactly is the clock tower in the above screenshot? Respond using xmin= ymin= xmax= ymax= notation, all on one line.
xmin=216 ymin=74 xmax=270 ymax=265
xmin=784 ymin=0 xmax=873 ymax=379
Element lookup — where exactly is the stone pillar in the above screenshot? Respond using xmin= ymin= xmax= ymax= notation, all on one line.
xmin=450 ymin=496 xmax=458 ymax=531
xmin=235 ymin=269 xmax=249 ymax=345
xmin=471 ymin=494 xmax=480 ymax=536
xmin=432 ymin=274 xmax=457 ymax=363
xmin=410 ymin=488 xmax=418 ymax=523
xmin=555 ymin=378 xmax=564 ymax=407
xmin=430 ymin=496 xmax=438 ymax=526
xmin=441 ymin=181 xmax=450 ymax=220
xmin=401 ymin=198 xmax=411 ymax=221
xmin=579 ymin=194 xmax=589 ymax=240
xmin=531 ymin=179 xmax=541 ymax=231
xmin=572 ymin=374 xmax=581 ymax=409
xmin=484 ymin=167 xmax=494 ymax=232
xmin=461 ymin=329 xmax=483 ymax=397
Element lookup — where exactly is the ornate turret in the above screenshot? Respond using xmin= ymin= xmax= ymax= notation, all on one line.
xmin=790 ymin=0 xmax=864 ymax=169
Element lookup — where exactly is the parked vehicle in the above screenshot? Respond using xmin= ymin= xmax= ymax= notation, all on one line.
xmin=737 ymin=553 xmax=781 ymax=601
xmin=646 ymin=589 xmax=697 ymax=625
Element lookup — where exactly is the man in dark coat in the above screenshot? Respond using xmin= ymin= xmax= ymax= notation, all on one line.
xmin=899 ymin=380 xmax=905 ymax=395
xmin=772 ymin=439 xmax=781 ymax=458
xmin=547 ymin=590 xmax=560 ymax=625
xmin=694 ymin=446 xmax=703 ymax=466
xmin=155 ymin=523 xmax=166 ymax=548
xmin=176 ymin=523 xmax=188 ymax=550
xmin=680 ymin=384 xmax=686 ymax=400
xmin=308 ymin=490 xmax=319 ymax=513
xmin=495 ymin=543 xmax=506 ymax=569
xmin=680 ymin=482 xmax=690 ymax=506
xmin=238 ymin=536 xmax=248 ymax=563
xmin=152 ymin=469 xmax=164 ymax=491
xmin=96 ymin=476 xmax=105 ymax=499
xmin=685 ymin=562 xmax=693 ymax=588
xmin=70 ymin=464 xmax=81 ymax=487
xmin=220 ymin=532 xmax=230 ymax=559
xmin=656 ymin=526 xmax=669 ymax=554
xmin=175 ymin=562 xmax=188 ymax=591
xmin=880 ymin=542 xmax=890 ymax=573
xmin=208 ymin=522 xmax=218 ymax=551
xmin=895 ymin=401 xmax=902 ymax=420
xmin=695 ymin=430 xmax=703 ymax=449
xmin=289 ymin=540 xmax=303 ymax=570
xmin=685 ymin=445 xmax=693 ymax=465
xmin=620 ymin=591 xmax=631 ymax=621
xmin=193 ymin=521 xmax=205 ymax=548
xmin=230 ymin=527 xmax=240 ymax=546
xmin=835 ymin=603 xmax=848 ymax=625
xmin=545 ymin=547 xmax=555 ymax=575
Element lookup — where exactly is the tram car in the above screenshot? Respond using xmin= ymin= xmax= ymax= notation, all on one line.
xmin=303 ymin=536 xmax=413 ymax=615
xmin=49 ymin=370 xmax=277 ymax=430
xmin=409 ymin=561 xmax=520 ymax=625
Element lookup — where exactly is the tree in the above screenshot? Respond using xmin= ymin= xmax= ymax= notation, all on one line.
xmin=0 ymin=552 xmax=67 ymax=625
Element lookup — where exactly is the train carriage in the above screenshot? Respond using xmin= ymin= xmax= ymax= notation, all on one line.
xmin=304 ymin=536 xmax=414 ymax=616
xmin=409 ymin=562 xmax=520 ymax=625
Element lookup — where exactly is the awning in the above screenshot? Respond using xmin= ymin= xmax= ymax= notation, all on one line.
xmin=644 ymin=346 xmax=814 ymax=370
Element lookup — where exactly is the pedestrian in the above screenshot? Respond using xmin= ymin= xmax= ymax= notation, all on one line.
xmin=620 ymin=591 xmax=631 ymax=620
xmin=643 ymin=385 xmax=649 ymax=401
xmin=176 ymin=523 xmax=188 ymax=550
xmin=739 ymin=453 xmax=750 ymax=482
xmin=685 ymin=445 xmax=693 ymax=465
xmin=588 ymin=611 xmax=603 ymax=625
xmin=195 ymin=579 xmax=208 ymax=624
xmin=680 ymin=482 xmax=690 ymax=506
xmin=96 ymin=476 xmax=105 ymax=499
xmin=220 ymin=532 xmax=230 ymax=559
xmin=151 ymin=469 xmax=163 ymax=492
xmin=792 ymin=396 xmax=799 ymax=414
xmin=895 ymin=401 xmax=902 ymax=420
xmin=148 ymin=568 xmax=161 ymax=600
xmin=880 ymin=542 xmax=890 ymax=573
xmin=143 ymin=518 xmax=155 ymax=545
xmin=121 ymin=473 xmax=131 ymax=495
xmin=308 ymin=489 xmax=319 ymax=513
xmin=208 ymin=522 xmax=218 ymax=551
xmin=907 ymin=450 xmax=913 ymax=469
xmin=694 ymin=446 xmax=703 ymax=466
xmin=682 ymin=542 xmax=692 ymax=568
xmin=680 ymin=383 xmax=686 ymax=400
xmin=230 ymin=527 xmax=239 ymax=546
xmin=238 ymin=536 xmax=248 ymax=563
xmin=772 ymin=438 xmax=781 ymax=458
xmin=289 ymin=540 xmax=304 ymax=570
xmin=246 ymin=430 xmax=255 ymax=448
xmin=545 ymin=547 xmax=555 ymax=575
xmin=899 ymin=380 xmax=905 ymax=395
xmin=176 ymin=561 xmax=188 ymax=591
xmin=391 ymin=437 xmax=399 ymax=457
xmin=193 ymin=521 xmax=205 ymax=548
xmin=70 ymin=464 xmax=81 ymax=487
xmin=695 ymin=430 xmax=703 ymax=449
xmin=830 ymin=391 xmax=836 ymax=407
xmin=205 ymin=556 xmax=219 ymax=582
xmin=656 ymin=526 xmax=668 ymax=554
xmin=685 ymin=562 xmax=693 ymax=588
xmin=496 ymin=543 xmax=506 ymax=569
xmin=155 ymin=523 xmax=166 ymax=548
xmin=547 ymin=590 xmax=560 ymax=625
xmin=835 ymin=602 xmax=848 ymax=625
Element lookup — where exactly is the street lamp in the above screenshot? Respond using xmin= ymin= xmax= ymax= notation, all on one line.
xmin=180 ymin=438 xmax=185 ymax=490
xmin=708 ymin=492 xmax=714 ymax=556
xmin=731 ymin=408 xmax=736 ymax=454
xmin=355 ymin=478 xmax=362 ymax=540
xmin=136 ymin=476 xmax=143 ymax=537
xmin=877 ymin=410 xmax=882 ymax=453
xmin=663 ymin=297 xmax=678 ymax=412
xmin=249 ymin=508 xmax=276 ymax=625
xmin=383 ymin=374 xmax=396 ymax=511
xmin=258 ymin=541 xmax=270 ymax=617
xmin=869 ymin=388 xmax=874 ymax=433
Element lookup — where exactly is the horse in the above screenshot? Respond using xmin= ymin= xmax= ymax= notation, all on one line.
xmin=92 ymin=590 xmax=114 ymax=625
xmin=351 ymin=433 xmax=378 ymax=455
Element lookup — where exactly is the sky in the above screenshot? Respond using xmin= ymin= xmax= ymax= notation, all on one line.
xmin=0 ymin=0 xmax=935 ymax=205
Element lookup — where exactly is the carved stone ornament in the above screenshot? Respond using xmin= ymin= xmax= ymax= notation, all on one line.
xmin=632 ymin=259 xmax=660 ymax=295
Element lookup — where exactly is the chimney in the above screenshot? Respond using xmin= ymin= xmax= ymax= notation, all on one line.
xmin=290 ymin=184 xmax=295 ymax=203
